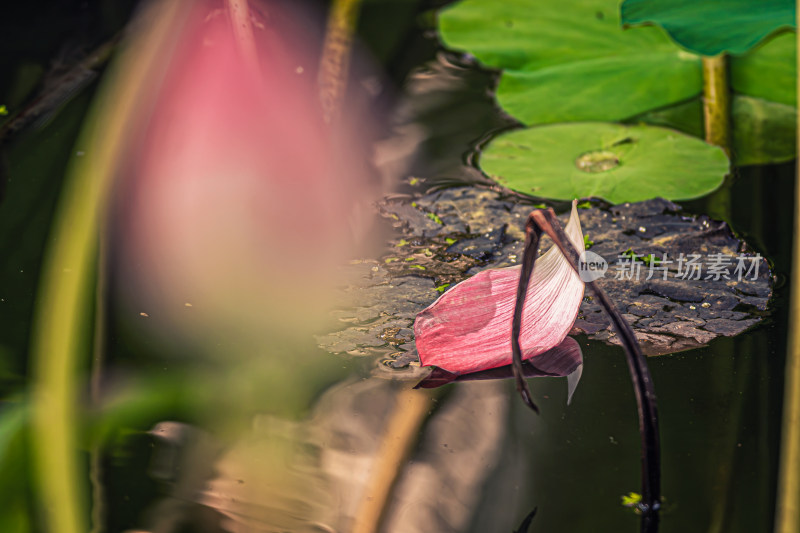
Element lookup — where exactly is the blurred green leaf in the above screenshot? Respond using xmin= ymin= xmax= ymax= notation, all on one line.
xmin=731 ymin=95 xmax=797 ymax=166
xmin=0 ymin=92 xmax=93 ymax=375
xmin=631 ymin=95 xmax=797 ymax=165
xmin=0 ymin=401 xmax=33 ymax=533
xmin=730 ymin=32 xmax=797 ymax=107
xmin=621 ymin=0 xmax=795 ymax=56
xmin=628 ymin=98 xmax=704 ymax=137
xmin=0 ymin=401 xmax=27 ymax=462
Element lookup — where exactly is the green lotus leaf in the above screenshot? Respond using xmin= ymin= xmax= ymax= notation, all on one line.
xmin=621 ymin=0 xmax=795 ymax=56
xmin=480 ymin=123 xmax=729 ymax=203
xmin=628 ymin=98 xmax=704 ymax=138
xmin=631 ymin=95 xmax=797 ymax=165
xmin=497 ymin=51 xmax=701 ymax=124
xmin=730 ymin=96 xmax=797 ymax=166
xmin=438 ymin=0 xmax=794 ymax=172
xmin=730 ymin=32 xmax=797 ymax=107
xmin=438 ymin=0 xmax=795 ymax=122
xmin=439 ymin=0 xmax=703 ymax=124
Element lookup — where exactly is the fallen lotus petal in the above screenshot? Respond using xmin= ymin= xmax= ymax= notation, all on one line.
xmin=414 ymin=200 xmax=585 ymax=374
xmin=415 ymin=336 xmax=584 ymax=404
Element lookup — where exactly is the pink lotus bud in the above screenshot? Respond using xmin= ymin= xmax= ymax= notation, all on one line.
xmin=114 ymin=0 xmax=380 ymax=347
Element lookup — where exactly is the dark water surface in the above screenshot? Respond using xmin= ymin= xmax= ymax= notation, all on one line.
xmin=395 ymin=26 xmax=794 ymax=529
xmin=397 ymin=48 xmax=793 ymax=533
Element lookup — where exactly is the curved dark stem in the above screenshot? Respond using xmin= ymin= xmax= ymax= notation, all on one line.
xmin=515 ymin=208 xmax=661 ymax=532
xmin=511 ymin=217 xmax=543 ymax=413
xmin=512 ymin=507 xmax=538 ymax=533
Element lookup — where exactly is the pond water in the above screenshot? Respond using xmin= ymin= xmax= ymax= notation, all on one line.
xmin=0 ymin=1 xmax=795 ymax=532
xmin=342 ymin=24 xmax=792 ymax=530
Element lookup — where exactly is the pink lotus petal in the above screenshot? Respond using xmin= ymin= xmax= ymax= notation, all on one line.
xmin=414 ymin=200 xmax=585 ymax=375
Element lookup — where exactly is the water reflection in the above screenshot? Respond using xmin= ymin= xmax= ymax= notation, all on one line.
xmin=134 ymin=377 xmax=514 ymax=533
xmin=384 ymin=51 xmax=517 ymax=191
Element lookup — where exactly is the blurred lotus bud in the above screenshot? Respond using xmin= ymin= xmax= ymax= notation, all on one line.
xmin=111 ymin=0 xmax=381 ymax=349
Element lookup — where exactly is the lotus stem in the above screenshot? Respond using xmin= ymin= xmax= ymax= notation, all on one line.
xmin=513 ymin=208 xmax=660 ymax=532
xmin=511 ymin=218 xmax=545 ymax=413
xmin=0 ymin=37 xmax=118 ymax=145
xmin=775 ymin=286 xmax=800 ymax=533
xmin=352 ymin=387 xmax=434 ymax=533
xmin=702 ymin=54 xmax=731 ymax=155
xmin=512 ymin=507 xmax=538 ymax=533
xmin=29 ymin=1 xmax=184 ymax=531
xmin=774 ymin=7 xmax=800 ymax=529
xmin=318 ymin=0 xmax=362 ymax=123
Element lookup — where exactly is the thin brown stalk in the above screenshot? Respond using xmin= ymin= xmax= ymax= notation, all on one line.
xmin=774 ymin=5 xmax=800 ymax=529
xmin=318 ymin=0 xmax=362 ymax=123
xmin=0 ymin=37 xmax=118 ymax=144
xmin=510 ymin=217 xmax=544 ymax=413
xmin=352 ymin=387 xmax=434 ymax=533
xmin=512 ymin=208 xmax=661 ymax=532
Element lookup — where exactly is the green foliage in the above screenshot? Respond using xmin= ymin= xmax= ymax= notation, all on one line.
xmin=0 ymin=401 xmax=27 ymax=473
xmin=730 ymin=33 xmax=796 ymax=107
xmin=438 ymin=0 xmax=797 ymax=172
xmin=621 ymin=0 xmax=795 ymax=56
xmin=620 ymin=248 xmax=660 ymax=266
xmin=0 ymin=401 xmax=33 ymax=533
xmin=631 ymin=94 xmax=797 ymax=166
xmin=439 ymin=0 xmax=702 ymax=125
xmin=621 ymin=491 xmax=643 ymax=507
xmin=480 ymin=123 xmax=728 ymax=203
xmin=642 ymin=253 xmax=661 ymax=266
xmin=426 ymin=212 xmax=444 ymax=224
xmin=730 ymin=96 xmax=797 ymax=165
